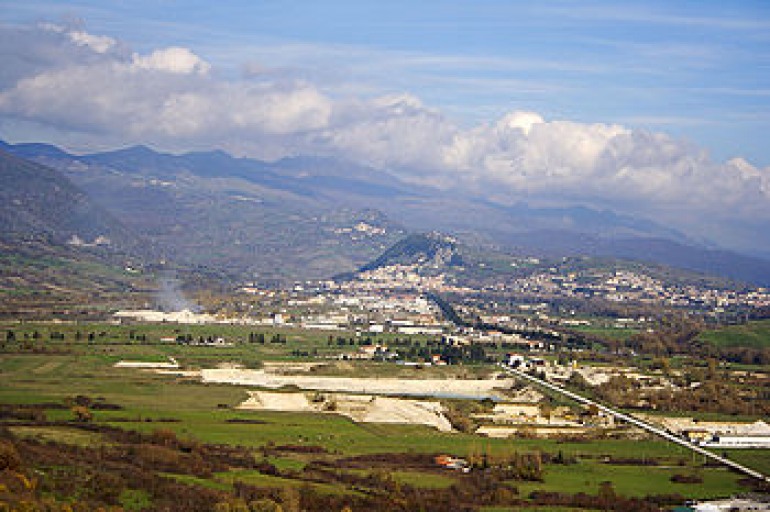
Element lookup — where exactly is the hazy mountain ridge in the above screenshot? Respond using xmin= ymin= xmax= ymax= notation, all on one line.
xmin=3 ymin=140 xmax=769 ymax=286
xmin=503 ymin=230 xmax=770 ymax=287
xmin=0 ymin=148 xmax=134 ymax=249
xmin=1 ymin=142 xmax=407 ymax=281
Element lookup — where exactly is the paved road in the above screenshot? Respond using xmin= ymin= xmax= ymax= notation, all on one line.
xmin=498 ymin=363 xmax=770 ymax=483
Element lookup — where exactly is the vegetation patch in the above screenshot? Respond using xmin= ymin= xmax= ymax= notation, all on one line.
xmin=7 ymin=426 xmax=104 ymax=447
xmin=698 ymin=319 xmax=770 ymax=349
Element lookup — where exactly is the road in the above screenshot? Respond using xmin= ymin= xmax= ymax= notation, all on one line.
xmin=498 ymin=363 xmax=770 ymax=483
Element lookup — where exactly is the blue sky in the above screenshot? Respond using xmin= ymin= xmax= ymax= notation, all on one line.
xmin=1 ymin=1 xmax=769 ymax=254
xmin=3 ymin=0 xmax=769 ymax=164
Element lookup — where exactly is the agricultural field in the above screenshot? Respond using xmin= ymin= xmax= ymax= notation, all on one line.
xmin=1 ymin=322 xmax=766 ymax=511
xmin=698 ymin=319 xmax=770 ymax=349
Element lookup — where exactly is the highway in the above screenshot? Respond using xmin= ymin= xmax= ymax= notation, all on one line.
xmin=498 ymin=363 xmax=770 ymax=483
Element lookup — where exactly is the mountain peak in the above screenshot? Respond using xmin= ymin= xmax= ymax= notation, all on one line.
xmin=358 ymin=232 xmax=462 ymax=273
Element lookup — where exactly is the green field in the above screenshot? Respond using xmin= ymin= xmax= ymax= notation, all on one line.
xmin=0 ymin=322 xmax=764 ymax=510
xmin=516 ymin=461 xmax=742 ymax=500
xmin=722 ymin=448 xmax=770 ymax=477
xmin=698 ymin=319 xmax=770 ymax=348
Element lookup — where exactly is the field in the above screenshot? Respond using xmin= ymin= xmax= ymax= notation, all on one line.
xmin=698 ymin=319 xmax=770 ymax=349
xmin=1 ymin=322 xmax=766 ymax=511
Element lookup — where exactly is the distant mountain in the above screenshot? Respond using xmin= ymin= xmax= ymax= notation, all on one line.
xmin=1 ymin=142 xmax=408 ymax=281
xmin=498 ymin=202 xmax=688 ymax=241
xmin=500 ymin=230 xmax=770 ymax=286
xmin=0 ymin=148 xmax=134 ymax=249
xmin=3 ymin=140 xmax=769 ymax=286
xmin=359 ymin=232 xmax=463 ymax=272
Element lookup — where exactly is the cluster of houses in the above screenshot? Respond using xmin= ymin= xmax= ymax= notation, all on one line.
xmin=493 ymin=269 xmax=770 ymax=311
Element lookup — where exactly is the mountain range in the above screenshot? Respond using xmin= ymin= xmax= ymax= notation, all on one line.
xmin=2 ymin=140 xmax=769 ymax=286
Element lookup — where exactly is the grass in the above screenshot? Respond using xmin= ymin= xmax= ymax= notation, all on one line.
xmin=0 ymin=321 xmax=452 ymax=370
xmin=8 ymin=425 xmax=105 ymax=447
xmin=698 ymin=319 xmax=770 ymax=349
xmin=515 ymin=460 xmax=743 ymax=500
xmin=0 ymin=353 xmax=740 ymax=462
xmin=266 ymin=456 xmax=307 ymax=472
xmin=0 ymin=328 xmax=765 ymax=503
xmin=119 ymin=489 xmax=152 ymax=512
xmin=392 ymin=470 xmax=456 ymax=489
xmin=721 ymin=449 xmax=770 ymax=477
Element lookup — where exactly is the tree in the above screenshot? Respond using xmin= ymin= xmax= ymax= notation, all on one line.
xmin=0 ymin=440 xmax=22 ymax=471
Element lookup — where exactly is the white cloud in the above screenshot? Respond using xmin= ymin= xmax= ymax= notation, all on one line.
xmin=497 ymin=111 xmax=544 ymax=136
xmin=0 ymin=25 xmax=331 ymax=140
xmin=130 ymin=47 xmax=211 ymax=75
xmin=68 ymin=30 xmax=116 ymax=54
xmin=1 ymin=22 xmax=769 ymax=253
xmin=39 ymin=23 xmax=117 ymax=53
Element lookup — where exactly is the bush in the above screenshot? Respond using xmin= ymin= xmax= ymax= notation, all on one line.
xmin=670 ymin=472 xmax=703 ymax=484
xmin=0 ymin=440 xmax=22 ymax=471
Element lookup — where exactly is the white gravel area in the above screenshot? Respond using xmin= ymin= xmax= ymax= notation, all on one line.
xmin=201 ymin=368 xmax=514 ymax=399
xmin=237 ymin=391 xmax=453 ymax=431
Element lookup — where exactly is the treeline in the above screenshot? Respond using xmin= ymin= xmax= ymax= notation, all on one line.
xmin=1 ymin=328 xmax=295 ymax=349
xmin=4 ymin=329 xmax=149 ymax=343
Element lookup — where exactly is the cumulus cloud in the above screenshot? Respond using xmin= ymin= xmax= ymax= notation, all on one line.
xmin=0 ymin=22 xmax=768 ymax=252
xmin=130 ymin=47 xmax=211 ymax=74
xmin=0 ymin=24 xmax=331 ymax=140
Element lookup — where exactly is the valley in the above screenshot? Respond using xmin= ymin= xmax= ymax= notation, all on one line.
xmin=2 ymin=142 xmax=770 ymax=511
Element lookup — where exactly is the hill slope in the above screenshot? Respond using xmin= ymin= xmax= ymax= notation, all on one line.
xmin=4 ymin=140 xmax=770 ymax=286
xmin=359 ymin=232 xmax=463 ymax=272
xmin=0 ymin=148 xmax=134 ymax=248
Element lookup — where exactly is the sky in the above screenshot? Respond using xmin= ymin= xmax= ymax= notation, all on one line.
xmin=1 ymin=1 xmax=769 ymax=254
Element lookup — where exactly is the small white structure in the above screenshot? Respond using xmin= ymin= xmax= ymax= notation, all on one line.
xmin=114 ymin=309 xmax=217 ymax=324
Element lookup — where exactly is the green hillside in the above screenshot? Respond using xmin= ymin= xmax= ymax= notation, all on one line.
xmin=698 ymin=319 xmax=770 ymax=349
xmin=0 ymin=238 xmax=151 ymax=318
